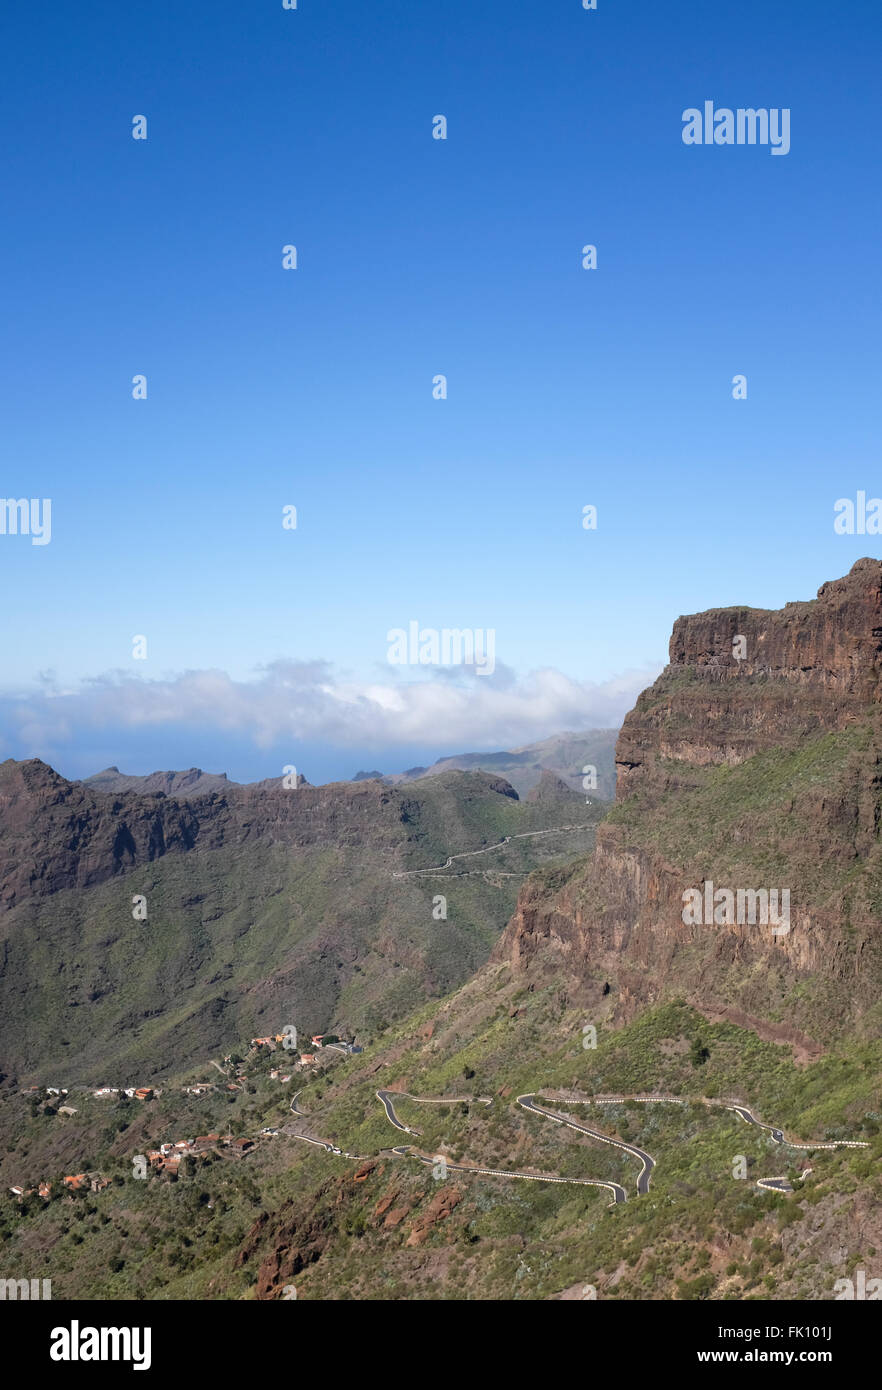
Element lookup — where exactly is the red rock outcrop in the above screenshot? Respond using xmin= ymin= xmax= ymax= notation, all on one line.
xmin=404 ymin=1185 xmax=462 ymax=1247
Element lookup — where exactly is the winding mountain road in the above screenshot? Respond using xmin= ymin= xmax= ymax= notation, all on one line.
xmin=389 ymin=1141 xmax=627 ymax=1205
xmin=374 ymin=1092 xmax=625 ymax=1204
xmin=375 ymin=1088 xmax=492 ymax=1138
xmin=375 ymin=1089 xmax=422 ymax=1135
xmin=371 ymin=1091 xmax=868 ymax=1204
xmin=729 ymin=1103 xmax=868 ymax=1150
xmin=279 ymin=1084 xmax=867 ymax=1206
xmin=391 ymin=824 xmax=594 ymax=881
xmin=517 ymin=1094 xmax=655 ymax=1195
xmin=524 ymin=1092 xmax=868 ymax=1196
xmin=755 ymin=1176 xmax=794 ymax=1193
xmin=285 ymin=1091 xmax=361 ymax=1159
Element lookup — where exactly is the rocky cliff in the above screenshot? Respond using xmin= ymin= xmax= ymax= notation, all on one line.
xmin=496 ymin=560 xmax=882 ymax=1044
xmin=616 ymin=557 xmax=882 ymax=800
xmin=0 ymin=759 xmax=524 ymax=911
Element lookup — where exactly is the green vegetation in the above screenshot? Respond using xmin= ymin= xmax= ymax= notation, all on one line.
xmin=0 ymin=770 xmax=603 ymax=1082
xmin=3 ymin=987 xmax=877 ymax=1302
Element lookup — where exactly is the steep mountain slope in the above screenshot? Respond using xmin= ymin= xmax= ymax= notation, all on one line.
xmin=497 ymin=558 xmax=882 ymax=1046
xmin=0 ymin=762 xmax=603 ymax=1082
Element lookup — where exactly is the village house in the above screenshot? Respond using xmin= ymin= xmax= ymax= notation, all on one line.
xmin=58 ymin=1105 xmax=78 ymax=1117
xmin=300 ymin=1054 xmax=317 ymax=1066
xmin=231 ymin=1138 xmax=254 ymax=1153
xmin=133 ymin=1087 xmax=154 ymax=1101
xmin=62 ymin=1171 xmax=106 ymax=1191
xmin=38 ymin=1182 xmax=52 ymax=1199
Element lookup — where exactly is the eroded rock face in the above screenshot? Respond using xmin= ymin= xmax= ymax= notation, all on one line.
xmin=0 ymin=759 xmax=512 ymax=911
xmin=251 ymin=1203 xmax=335 ymax=1299
xmin=0 ymin=760 xmax=201 ymax=908
xmin=617 ymin=558 xmax=882 ymax=799
xmin=247 ymin=1164 xmax=463 ymax=1295
xmin=496 ymin=562 xmax=882 ymax=1042
xmin=403 ymin=1185 xmax=462 ymax=1247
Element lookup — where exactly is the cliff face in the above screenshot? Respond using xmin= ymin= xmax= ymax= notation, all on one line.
xmin=0 ymin=759 xmax=493 ymax=911
xmin=0 ymin=760 xmax=201 ymax=909
xmin=497 ymin=560 xmax=882 ymax=1043
xmin=617 ymin=557 xmax=882 ymax=799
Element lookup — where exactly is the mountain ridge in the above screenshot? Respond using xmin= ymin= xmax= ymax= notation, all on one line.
xmin=79 ymin=727 xmax=620 ymax=803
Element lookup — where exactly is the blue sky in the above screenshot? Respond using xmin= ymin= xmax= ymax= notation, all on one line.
xmin=2 ymin=0 xmax=880 ymax=783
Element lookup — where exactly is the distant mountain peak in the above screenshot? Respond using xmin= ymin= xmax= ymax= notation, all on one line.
xmin=81 ymin=767 xmax=231 ymax=799
xmin=380 ymin=730 xmax=618 ymax=801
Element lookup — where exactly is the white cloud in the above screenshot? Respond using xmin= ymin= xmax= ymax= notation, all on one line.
xmin=1 ymin=659 xmax=661 ymax=755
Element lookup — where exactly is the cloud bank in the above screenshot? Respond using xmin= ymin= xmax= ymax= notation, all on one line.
xmin=3 ymin=660 xmax=661 ymax=763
